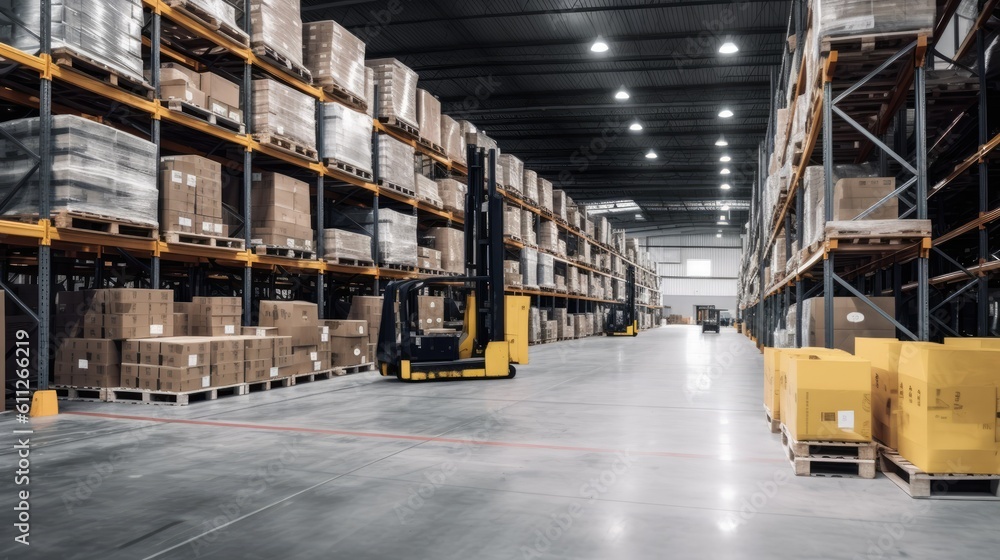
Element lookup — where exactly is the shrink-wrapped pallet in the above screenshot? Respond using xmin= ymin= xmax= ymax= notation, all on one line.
xmin=538 ymin=221 xmax=558 ymax=252
xmin=538 ymin=177 xmax=553 ymax=213
xmin=3 ymin=0 xmax=144 ymax=82
xmin=416 ymin=90 xmax=441 ymax=146
xmin=465 ymin=128 xmax=502 ymax=179
xmin=499 ymin=154 xmax=523 ymax=193
xmin=523 ymin=170 xmax=538 ymax=203
xmin=321 ymin=103 xmax=373 ymax=175
xmin=521 ymin=210 xmax=536 ymax=246
xmin=252 ymin=79 xmax=316 ymax=151
xmin=364 ymin=67 xmax=375 ymax=117
xmin=504 ymin=204 xmax=521 ymax=239
xmin=436 ymin=179 xmax=467 ymax=216
xmin=0 ymin=116 xmax=157 ymax=225
xmin=366 ymin=58 xmax=419 ymax=129
xmin=529 ymin=307 xmax=540 ymax=344
xmin=415 ymin=174 xmax=442 ymax=208
xmin=521 ymin=248 xmax=539 ymax=289
xmin=552 ymin=190 xmax=569 ymax=221
xmin=250 ymin=0 xmax=303 ymax=68
xmin=327 ymin=208 xmax=417 ymax=267
xmin=377 ymin=135 xmax=416 ymax=192
xmin=538 ymin=253 xmax=555 ymax=289
xmin=813 ymin=0 xmax=935 ymax=39
xmin=323 ymin=229 xmax=371 ymax=262
xmin=440 ymin=115 xmax=466 ymax=165
xmin=303 ymin=20 xmax=366 ymax=100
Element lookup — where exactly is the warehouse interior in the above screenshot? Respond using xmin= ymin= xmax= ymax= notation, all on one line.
xmin=2 ymin=0 xmax=999 ymax=558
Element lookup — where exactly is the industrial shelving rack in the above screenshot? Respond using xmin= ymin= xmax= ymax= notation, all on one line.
xmin=740 ymin=0 xmax=998 ymax=348
xmin=0 ymin=0 xmax=661 ymax=390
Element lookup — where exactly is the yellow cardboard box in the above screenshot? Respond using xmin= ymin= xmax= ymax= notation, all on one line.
xmin=783 ymin=351 xmax=872 ymax=442
xmin=897 ymin=342 xmax=1000 ymax=474
xmin=775 ymin=347 xmax=848 ymax=426
xmin=854 ymin=337 xmax=905 ymax=449
xmin=944 ymin=338 xmax=1000 ymax=350
xmin=763 ymin=348 xmax=782 ymax=418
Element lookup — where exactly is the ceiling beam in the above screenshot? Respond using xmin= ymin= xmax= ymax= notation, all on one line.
xmin=437 ymin=81 xmax=770 ymax=104
xmin=419 ymin=59 xmax=779 ymax=82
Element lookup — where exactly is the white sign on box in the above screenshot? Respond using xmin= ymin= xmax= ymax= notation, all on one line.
xmin=201 ymin=376 xmax=210 ymax=388
xmin=186 ymin=174 xmax=197 ymax=187
xmin=78 ymin=359 xmax=88 ymax=370
xmin=150 ymin=324 xmax=164 ymax=335
xmin=225 ymin=325 xmax=235 ymax=335
xmin=838 ymin=411 xmax=855 ymax=430
xmin=171 ymin=170 xmax=183 ymax=184
xmin=188 ymin=354 xmax=198 ymax=367
xmin=269 ymin=367 xmax=278 ymax=378
xmin=846 ymin=312 xmax=865 ymax=323
xmin=314 ymin=361 xmax=322 ymax=371
xmin=310 ymin=352 xmax=318 ymax=361
xmin=321 ymin=333 xmax=329 ymax=342
xmin=256 ymin=328 xmax=266 ymax=337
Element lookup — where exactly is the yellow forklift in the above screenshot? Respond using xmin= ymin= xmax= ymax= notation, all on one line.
xmin=605 ymin=264 xmax=638 ymax=336
xmin=376 ymin=146 xmax=529 ymax=381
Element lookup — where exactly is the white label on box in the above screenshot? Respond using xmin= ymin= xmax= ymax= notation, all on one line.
xmin=229 ymin=110 xmax=240 ymax=121
xmin=256 ymin=328 xmax=266 ymax=337
xmin=78 ymin=359 xmax=89 ymax=370
xmin=269 ymin=367 xmax=278 ymax=378
xmin=225 ymin=325 xmax=235 ymax=335
xmin=286 ymin=238 xmax=295 ymax=248
xmin=203 ymin=222 xmax=213 ymax=232
xmin=171 ymin=170 xmax=183 ymax=184
xmin=178 ymin=217 xmax=192 ymax=227
xmin=353 ymin=348 xmax=361 ymax=357
xmin=188 ymin=354 xmax=198 ymax=367
xmin=202 ymin=376 xmax=211 ymax=388
xmin=358 ymin=326 xmax=364 ymax=334
xmin=310 ymin=352 xmax=318 ymax=361
xmin=186 ymin=174 xmax=197 ymax=187
xmin=846 ymin=312 xmax=865 ymax=323
xmin=277 ymin=125 xmax=285 ymax=135
xmin=322 ymin=326 xmax=329 ymax=335
xmin=426 ymin=319 xmax=432 ymax=324
xmin=429 ymin=302 xmax=436 ymax=308
xmin=214 ymin=223 xmax=223 ymax=234
xmin=838 ymin=411 xmax=855 ymax=430
xmin=185 ymin=90 xmax=193 ymax=102
xmin=150 ymin=324 xmax=164 ymax=335
xmin=321 ymin=333 xmax=329 ymax=342
xmin=314 ymin=361 xmax=322 ymax=371
xmin=252 ymin=172 xmax=262 ymax=181
xmin=436 ymin=318 xmax=442 ymax=324
xmin=212 ymin=102 xmax=226 ymax=116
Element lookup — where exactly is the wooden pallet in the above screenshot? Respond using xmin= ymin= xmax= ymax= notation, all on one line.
xmin=288 ymin=368 xmax=340 ymax=385
xmin=105 ymin=383 xmax=247 ymax=406
xmin=378 ymin=116 xmax=420 ymax=140
xmin=316 ymin=79 xmax=368 ymax=112
xmin=382 ymin=262 xmax=417 ymax=272
xmin=503 ymin=234 xmax=523 ymax=244
xmin=332 ymin=362 xmax=377 ymax=376
xmin=164 ymin=99 xmax=244 ymax=134
xmin=251 ymin=44 xmax=312 ymax=83
xmin=254 ymin=133 xmax=318 ymax=161
xmin=325 ymin=158 xmax=373 ymax=181
xmin=246 ymin=376 xmax=296 ymax=392
xmin=878 ymin=448 xmax=1000 ymax=500
xmin=417 ymin=195 xmax=444 ymax=210
xmin=37 ymin=210 xmax=159 ymax=238
xmin=764 ymin=405 xmax=780 ymax=434
xmin=326 ymin=256 xmax=376 ymax=268
xmin=164 ymin=0 xmax=250 ymax=47
xmin=53 ymin=385 xmax=108 ymax=402
xmin=50 ymin=47 xmax=152 ymax=99
xmin=825 ymin=220 xmax=933 ymax=241
xmin=254 ymin=244 xmax=317 ymax=260
xmin=821 ymin=29 xmax=933 ymax=57
xmin=780 ymin=424 xmax=876 ymax=479
xmin=377 ymin=179 xmax=417 ymax=198
xmin=163 ymin=230 xmax=245 ymax=250
xmin=417 ymin=137 xmax=447 ymax=157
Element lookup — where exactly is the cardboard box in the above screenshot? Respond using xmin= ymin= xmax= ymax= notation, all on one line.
xmin=348 ymin=295 xmax=384 ymax=346
xmin=944 ymin=337 xmax=1000 ymax=350
xmin=331 ymin=337 xmax=367 ymax=366
xmin=854 ymin=337 xmax=904 ymax=449
xmin=161 ymin=80 xmax=206 ymax=107
xmin=199 ymin=72 xmax=241 ymax=108
xmin=802 ymin=296 xmax=896 ymax=353
xmin=896 ymin=342 xmax=1000 ymax=474
xmin=417 ymin=296 xmax=445 ymax=329
xmin=258 ymin=301 xmax=320 ymax=346
xmin=783 ymin=350 xmax=872 ymax=442
xmin=776 ymin=347 xmax=852 ymax=428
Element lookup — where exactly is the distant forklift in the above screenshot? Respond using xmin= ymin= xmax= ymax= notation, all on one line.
xmin=605 ymin=264 xmax=639 ymax=336
xmin=701 ymin=308 xmax=721 ymax=334
xmin=376 ymin=145 xmax=530 ymax=382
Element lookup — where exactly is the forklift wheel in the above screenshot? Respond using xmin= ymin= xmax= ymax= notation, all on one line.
xmin=507 ymin=365 xmax=517 ymax=378
xmin=632 ymin=331 xmax=639 ymax=337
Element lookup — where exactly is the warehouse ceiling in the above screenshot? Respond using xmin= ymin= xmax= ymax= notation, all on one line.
xmin=301 ymin=0 xmax=792 ymax=234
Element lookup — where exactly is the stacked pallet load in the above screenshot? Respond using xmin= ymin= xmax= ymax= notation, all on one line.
xmin=552 ymin=190 xmax=569 ymax=222
xmin=436 ymin=178 xmax=467 ymax=217
xmin=499 ymin=154 xmax=523 ymax=196
xmin=426 ymin=227 xmax=465 ymax=274
xmin=329 ymin=208 xmax=418 ymax=268
xmin=252 ymin=78 xmax=317 ymax=159
xmin=414 ymin=173 xmax=443 ymax=209
xmin=520 ymin=248 xmax=539 ymax=289
xmin=440 ymin=115 xmax=466 ymax=165
xmin=249 ymin=0 xmax=310 ymax=80
xmin=366 ymin=58 xmax=419 ymax=134
xmin=504 ymin=261 xmax=522 ymax=288
xmin=504 ymin=204 xmax=522 ymax=240
xmin=323 ymin=229 xmax=373 ymax=267
xmin=185 ymin=296 xmax=242 ymax=337
xmin=417 ymin=246 xmax=442 ymax=272
xmin=377 ymin=135 xmax=417 ymax=195
xmin=520 ymin=210 xmax=536 ymax=246
xmin=160 ymin=155 xmax=232 ymax=243
xmin=523 ymin=170 xmax=538 ymax=204
xmin=258 ymin=301 xmax=325 ymax=378
xmin=537 ymin=254 xmax=555 ymax=290
xmin=303 ymin=20 xmax=366 ymax=107
xmin=538 ymin=178 xmax=553 ymax=214
xmin=154 ymin=63 xmax=244 ymax=129
xmin=347 ymin=295 xmax=383 ymax=350
xmin=416 ymin=89 xmax=442 ymax=150
xmin=0 ymin=116 xmax=158 ymax=230
xmin=321 ymin=103 xmax=374 ymax=179
xmin=250 ymin=172 xmax=314 ymax=256
xmin=326 ymin=320 xmax=371 ymax=368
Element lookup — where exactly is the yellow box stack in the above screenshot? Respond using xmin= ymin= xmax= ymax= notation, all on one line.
xmin=781 ymin=349 xmax=872 ymax=442
xmin=853 ymin=338 xmax=904 ymax=449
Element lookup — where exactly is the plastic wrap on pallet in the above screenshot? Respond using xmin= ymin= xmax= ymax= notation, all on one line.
xmin=303 ymin=20 xmax=366 ymax=99
xmin=529 ymin=307 xmax=540 ymax=343
xmin=364 ymin=66 xmax=375 ymax=117
xmin=252 ymin=79 xmax=316 ymax=150
xmin=427 ymin=227 xmax=465 ymax=274
xmin=813 ymin=0 xmax=935 ymax=39
xmin=416 ymin=90 xmax=441 ymax=146
xmin=321 ymin=103 xmax=373 ymax=175
xmin=322 ymin=229 xmax=370 ymax=261
xmin=538 ymin=221 xmax=558 ymax=252
xmin=499 ymin=154 xmax=524 ymax=193
xmin=250 ymin=0 xmax=303 ymax=67
xmin=503 ymin=204 xmax=521 ymax=239
xmin=537 ymin=253 xmax=555 ymax=289
xmin=520 ymin=248 xmax=538 ymax=289
xmin=188 ymin=0 xmax=240 ymax=29
xmin=436 ymin=179 xmax=467 ymax=215
xmin=440 ymin=115 xmax=466 ymax=165
xmin=803 ymin=164 xmax=878 ymax=248
xmin=538 ymin=177 xmax=553 ymax=213
xmin=366 ymin=58 xmax=419 ymax=129
xmin=0 ymin=115 xmax=157 ymax=225
xmin=552 ymin=190 xmax=569 ymax=221
xmin=523 ymin=170 xmax=538 ymax=202
xmin=521 ymin=210 xmax=536 ymax=246
xmin=3 ymin=0 xmax=144 ymax=82
xmin=327 ymin=208 xmax=417 ymax=266
xmin=464 ymin=129 xmax=502 ymax=178
xmin=377 ymin=135 xmax=416 ymax=192
xmin=415 ymin=174 xmax=443 ymax=208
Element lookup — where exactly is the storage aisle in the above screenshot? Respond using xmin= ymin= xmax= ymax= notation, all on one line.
xmin=3 ymin=327 xmax=997 ymax=559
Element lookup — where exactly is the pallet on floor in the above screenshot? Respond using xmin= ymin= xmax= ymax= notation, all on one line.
xmin=245 ymin=376 xmax=296 ymax=392
xmin=325 ymin=158 xmax=373 ymax=182
xmin=377 ymin=116 xmax=420 ymax=140
xmin=250 ymin=44 xmax=312 ymax=83
xmin=164 ymin=0 xmax=250 ymax=46
xmin=316 ymin=79 xmax=368 ymax=112
xmin=30 ymin=210 xmax=159 ymax=238
xmin=254 ymin=133 xmax=318 ymax=161
xmin=163 ymin=230 xmax=245 ymax=250
xmin=780 ymin=424 xmax=876 ymax=479
xmin=878 ymin=448 xmax=1000 ymax=500
xmin=764 ymin=405 xmax=780 ymax=434
xmin=332 ymin=362 xmax=377 ymax=376
xmin=326 ymin=256 xmax=376 ymax=268
xmin=164 ymin=99 xmax=244 ymax=133
xmin=53 ymin=385 xmax=108 ymax=402
xmin=253 ymin=244 xmax=317 ymax=260
xmin=50 ymin=47 xmax=153 ymax=99
xmin=105 ymin=383 xmax=247 ymax=405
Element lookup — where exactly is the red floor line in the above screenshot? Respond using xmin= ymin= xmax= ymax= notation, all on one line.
xmin=64 ymin=411 xmax=786 ymax=464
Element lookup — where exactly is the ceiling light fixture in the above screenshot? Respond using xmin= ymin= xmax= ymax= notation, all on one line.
xmin=716 ymin=233 xmax=723 ymax=238
xmin=721 ymin=183 xmax=732 ymax=190
xmin=591 ymin=36 xmax=609 ymax=53
xmin=720 ymin=168 xmax=731 ymax=175
xmin=720 ymin=155 xmax=731 ymax=162
xmin=720 ymin=215 xmax=727 ymax=220
xmin=615 ymin=87 xmax=630 ymax=100
xmin=719 ymin=42 xmax=739 ymax=54
xmin=645 ymin=149 xmax=658 ymax=159
xmin=715 ymin=136 xmax=729 ymax=147
xmin=718 ymin=109 xmax=734 ymax=118
xmin=629 ymin=122 xmax=643 ymax=132
xmin=721 ymin=205 xmax=731 ymax=211
xmin=717 ymin=221 xmax=728 ymax=226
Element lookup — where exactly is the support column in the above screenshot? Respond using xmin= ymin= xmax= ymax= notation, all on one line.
xmin=37 ymin=0 xmax=52 ymax=390
xmin=976 ymin=29 xmax=989 ymax=336
xmin=822 ymin=75 xmax=834 ymax=348
xmin=915 ymin=57 xmax=929 ymax=341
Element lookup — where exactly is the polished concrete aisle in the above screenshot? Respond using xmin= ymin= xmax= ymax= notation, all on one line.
xmin=3 ymin=326 xmax=997 ymax=559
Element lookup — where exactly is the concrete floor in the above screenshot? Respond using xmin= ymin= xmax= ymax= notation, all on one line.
xmin=2 ymin=326 xmax=997 ymax=559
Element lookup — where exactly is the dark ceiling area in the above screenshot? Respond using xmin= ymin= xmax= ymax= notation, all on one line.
xmin=301 ymin=0 xmax=792 ymax=233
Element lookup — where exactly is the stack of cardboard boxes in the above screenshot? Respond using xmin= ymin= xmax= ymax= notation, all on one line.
xmin=189 ymin=296 xmax=242 ymax=337
xmin=436 ymin=179 xmax=466 ymax=217
xmin=323 ymin=229 xmax=372 ymax=263
xmin=252 ymin=78 xmax=317 ymax=152
xmin=56 ymin=289 xmax=175 ymax=341
xmin=251 ymin=172 xmax=314 ymax=252
xmin=800 ymin=296 xmax=895 ymax=353
xmin=154 ymin=63 xmax=242 ymax=123
xmin=417 ymin=247 xmax=442 ymax=271
xmin=54 ymin=339 xmax=121 ymax=388
xmin=302 ymin=20 xmax=366 ymax=100
xmin=160 ymin=155 xmax=226 ymax=238
xmin=122 ymin=338 xmax=211 ymax=392
xmin=326 ymin=320 xmax=369 ymax=366
xmin=348 ymin=296 xmax=383 ymax=351
xmin=259 ymin=301 xmax=324 ymax=377
xmin=427 ymin=227 xmax=465 ymax=274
